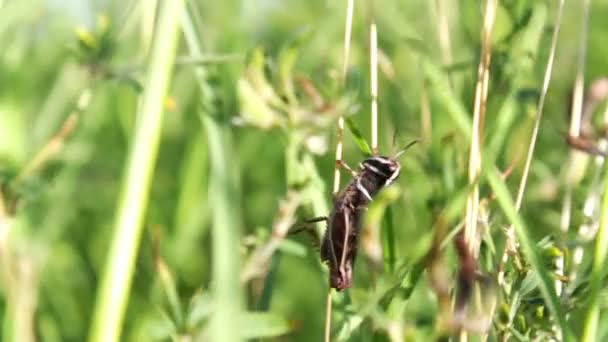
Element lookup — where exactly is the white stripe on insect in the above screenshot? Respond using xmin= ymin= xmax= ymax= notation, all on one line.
xmin=356 ymin=177 xmax=373 ymax=201
xmin=369 ymin=156 xmax=394 ymax=164
xmin=384 ymin=165 xmax=401 ymax=186
xmin=364 ymin=163 xmax=389 ymax=177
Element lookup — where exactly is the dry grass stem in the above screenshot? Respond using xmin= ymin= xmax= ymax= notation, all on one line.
xmin=561 ymin=0 xmax=592 ymax=291
xmin=461 ymin=3 xmax=496 ymax=339
xmin=569 ymin=0 xmax=591 ymax=138
xmin=435 ymin=0 xmax=454 ymax=87
xmin=464 ymin=0 xmax=496 ymax=256
xmin=324 ymin=290 xmax=333 ymax=342
xmin=326 ymin=1 xmax=355 ymax=340
xmin=370 ymin=22 xmax=378 ymax=154
xmin=240 ymin=191 xmax=301 ymax=283
xmin=332 ymin=0 xmax=355 ymax=195
xmin=16 ymin=88 xmax=92 ymax=183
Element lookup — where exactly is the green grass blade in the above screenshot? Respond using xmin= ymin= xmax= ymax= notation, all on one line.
xmin=88 ymin=0 xmax=184 ymax=341
xmin=181 ymin=5 xmax=244 ymax=342
xmin=203 ymin=115 xmax=244 ymax=342
xmin=238 ymin=312 xmax=290 ymax=339
xmin=345 ymin=117 xmax=372 ymax=157
xmin=582 ymin=164 xmax=608 ymax=342
xmin=382 ymin=204 xmax=396 ymax=272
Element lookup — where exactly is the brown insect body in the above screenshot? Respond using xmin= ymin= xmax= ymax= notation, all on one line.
xmin=321 ymin=156 xmax=401 ymax=291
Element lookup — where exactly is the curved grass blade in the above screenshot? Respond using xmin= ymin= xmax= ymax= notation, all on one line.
xmin=345 ymin=117 xmax=372 ymax=157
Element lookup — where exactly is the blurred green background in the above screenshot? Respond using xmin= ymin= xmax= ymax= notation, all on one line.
xmin=1 ymin=0 xmax=608 ymax=341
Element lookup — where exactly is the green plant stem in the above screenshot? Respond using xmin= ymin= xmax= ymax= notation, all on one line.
xmin=582 ymin=165 xmax=608 ymax=341
xmin=88 ymin=0 xmax=184 ymax=340
xmin=382 ymin=207 xmax=396 ymax=272
xmin=182 ymin=4 xmax=244 ymax=341
xmin=203 ymin=115 xmax=243 ymax=342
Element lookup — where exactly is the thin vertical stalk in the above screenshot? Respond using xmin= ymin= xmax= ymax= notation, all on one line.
xmin=569 ymin=0 xmax=591 ymax=139
xmin=88 ymin=1 xmax=184 ymax=341
xmin=512 ymin=0 xmax=563 ymax=211
xmin=561 ymin=0 xmax=591 ymax=294
xmin=578 ymin=0 xmax=603 ymax=338
xmin=15 ymin=88 xmax=91 ymax=184
xmin=565 ymin=0 xmax=592 ymax=284
xmin=497 ymin=0 xmax=565 ymax=284
xmin=461 ymin=2 xmax=495 ymax=340
xmin=370 ymin=22 xmax=378 ymax=154
xmin=332 ymin=0 xmax=355 ymax=195
xmin=203 ymin=115 xmax=243 ymax=342
xmin=326 ymin=1 xmax=355 ymax=341
xmin=324 ymin=291 xmax=333 ymax=342
xmin=464 ymin=0 xmax=496 ymax=257
xmin=435 ymin=0 xmax=454 ymax=88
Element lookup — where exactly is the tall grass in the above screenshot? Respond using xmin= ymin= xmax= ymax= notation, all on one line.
xmin=2 ymin=1 xmax=608 ymax=341
xmin=89 ymin=1 xmax=184 ymax=340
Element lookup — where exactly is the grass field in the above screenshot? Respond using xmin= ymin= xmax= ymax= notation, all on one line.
xmin=1 ymin=0 xmax=608 ymax=341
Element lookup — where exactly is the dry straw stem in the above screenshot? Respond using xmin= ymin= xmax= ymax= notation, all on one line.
xmin=463 ymin=0 xmax=496 ymax=256
xmin=324 ymin=291 xmax=333 ymax=342
xmin=0 ymin=87 xmax=91 ymax=341
xmin=570 ymin=80 xmax=608 ymax=283
xmin=1 ymin=86 xmax=91 ymax=342
xmin=565 ymin=0 xmax=592 ymax=209
xmin=461 ymin=3 xmax=496 ymax=339
xmin=563 ymin=0 xmax=592 ymax=271
xmin=581 ymin=100 xmax=608 ymax=342
xmin=370 ymin=21 xmax=378 ymax=154
xmin=569 ymin=0 xmax=591 ymax=139
xmin=561 ymin=0 xmax=592 ymax=227
xmin=332 ymin=0 xmax=354 ymax=195
xmin=240 ymin=191 xmax=301 ymax=283
xmin=497 ymin=0 xmax=565 ymax=285
xmin=561 ymin=0 xmax=591 ymax=201
xmin=326 ymin=1 xmax=354 ymax=341
xmin=15 ymin=88 xmax=92 ymax=184
xmin=555 ymin=0 xmax=591 ymax=310
xmin=434 ymin=0 xmax=454 ymax=88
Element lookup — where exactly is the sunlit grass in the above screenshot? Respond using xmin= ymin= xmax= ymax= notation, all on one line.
xmin=1 ymin=1 xmax=608 ymax=341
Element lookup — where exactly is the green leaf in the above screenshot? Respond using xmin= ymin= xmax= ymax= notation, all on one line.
xmin=345 ymin=118 xmax=372 ymax=156
xmin=237 ymin=77 xmax=284 ymax=129
xmin=238 ymin=312 xmax=291 ymax=338
xmin=278 ymin=239 xmax=308 ymax=257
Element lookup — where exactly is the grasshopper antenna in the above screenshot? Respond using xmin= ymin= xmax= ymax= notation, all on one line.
xmin=393 ymin=139 xmax=420 ymax=159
